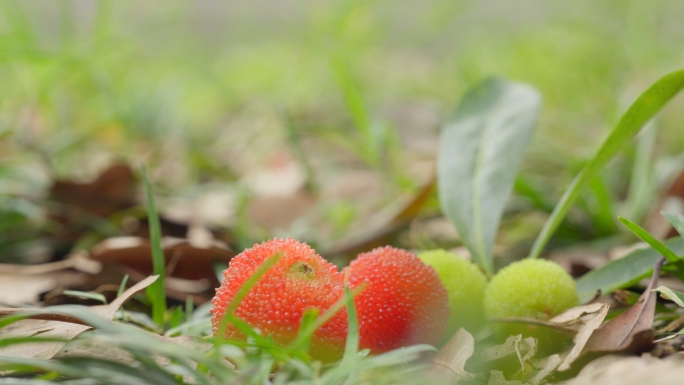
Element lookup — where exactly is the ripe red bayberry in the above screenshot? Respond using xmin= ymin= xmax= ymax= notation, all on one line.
xmin=344 ymin=246 xmax=450 ymax=353
xmin=211 ymin=238 xmax=347 ymax=362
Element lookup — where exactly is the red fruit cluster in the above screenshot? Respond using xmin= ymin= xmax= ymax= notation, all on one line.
xmin=211 ymin=239 xmax=449 ymax=361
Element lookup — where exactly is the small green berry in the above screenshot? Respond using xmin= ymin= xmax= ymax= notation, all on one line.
xmin=418 ymin=249 xmax=488 ymax=335
xmin=484 ymin=259 xmax=579 ymax=342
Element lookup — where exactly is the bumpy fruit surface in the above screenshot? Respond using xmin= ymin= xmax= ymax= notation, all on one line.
xmin=344 ymin=246 xmax=450 ymax=353
xmin=418 ymin=249 xmax=488 ymax=335
xmin=211 ymin=238 xmax=347 ymax=362
xmin=484 ymin=259 xmax=579 ymax=339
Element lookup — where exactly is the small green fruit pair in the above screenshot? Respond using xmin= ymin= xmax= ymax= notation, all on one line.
xmin=420 ymin=250 xmax=578 ymax=342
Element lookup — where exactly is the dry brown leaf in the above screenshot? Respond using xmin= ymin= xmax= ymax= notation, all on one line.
xmin=478 ymin=335 xmax=538 ymax=364
xmin=0 ymin=275 xmax=158 ymax=360
xmin=490 ymin=303 xmax=612 ymax=346
xmin=488 ymin=317 xmax=577 ymax=336
xmin=559 ymin=353 xmax=684 ymax=385
xmin=0 ymin=256 xmax=101 ymax=306
xmin=429 ymin=328 xmax=475 ymax=384
xmin=90 ymin=236 xmax=234 ymax=282
xmin=584 ymin=257 xmax=664 ymax=354
xmin=247 ymin=190 xmax=316 ymax=230
xmin=550 ymin=303 xmax=608 ymax=328
xmin=48 ymin=163 xmax=136 ymax=244
xmin=557 ymin=303 xmax=610 ymax=371
xmin=529 ymin=354 xmax=562 ymax=385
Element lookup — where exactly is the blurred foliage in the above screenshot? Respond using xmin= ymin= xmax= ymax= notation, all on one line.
xmin=1 ymin=0 xmax=683 ymax=259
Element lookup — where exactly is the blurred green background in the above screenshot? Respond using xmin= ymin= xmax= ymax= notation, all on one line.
xmin=1 ymin=0 xmax=683 ymax=263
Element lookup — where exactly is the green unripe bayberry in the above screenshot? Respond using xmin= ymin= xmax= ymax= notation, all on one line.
xmin=484 ymin=259 xmax=579 ymax=341
xmin=418 ymin=249 xmax=488 ymax=335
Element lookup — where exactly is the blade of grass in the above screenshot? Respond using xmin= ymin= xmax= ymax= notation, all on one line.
xmin=618 ymin=216 xmax=684 ymax=282
xmin=116 ymin=274 xmax=129 ymax=297
xmin=618 ymin=216 xmax=682 ymax=263
xmin=653 ymin=286 xmax=684 ymax=307
xmin=342 ymin=286 xmax=359 ymax=361
xmin=529 ymin=70 xmax=684 ymax=259
xmin=63 ymin=291 xmax=107 ymax=304
xmin=293 ymin=309 xmax=320 ymax=358
xmin=586 ymin=176 xmax=618 ymax=234
xmin=140 ymin=163 xmax=166 ymax=326
xmin=625 ymin=119 xmax=658 ymax=222
xmin=317 ymin=286 xmax=367 ymax=384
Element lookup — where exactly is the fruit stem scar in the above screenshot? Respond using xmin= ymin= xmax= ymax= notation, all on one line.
xmin=289 ymin=261 xmax=315 ymax=278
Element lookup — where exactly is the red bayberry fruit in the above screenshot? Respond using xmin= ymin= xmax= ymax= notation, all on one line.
xmin=344 ymin=246 xmax=450 ymax=353
xmin=211 ymin=238 xmax=347 ymax=362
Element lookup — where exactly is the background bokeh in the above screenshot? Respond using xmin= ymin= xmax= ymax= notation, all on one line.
xmin=1 ymin=0 xmax=683 ymax=264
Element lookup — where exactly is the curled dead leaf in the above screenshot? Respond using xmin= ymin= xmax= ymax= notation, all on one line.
xmin=0 ymin=276 xmax=158 ymax=360
xmin=557 ymin=303 xmax=610 ymax=371
xmin=429 ymin=328 xmax=475 ymax=384
xmin=584 ymin=257 xmax=664 ymax=354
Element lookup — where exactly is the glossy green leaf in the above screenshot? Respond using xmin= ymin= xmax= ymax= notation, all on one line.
xmin=438 ymin=77 xmax=541 ymax=275
xmin=575 ymin=238 xmax=684 ymax=302
xmin=530 ymin=70 xmax=684 ymax=259
xmin=653 ymin=286 xmax=684 ymax=307
xmin=663 ymin=211 xmax=684 ymax=238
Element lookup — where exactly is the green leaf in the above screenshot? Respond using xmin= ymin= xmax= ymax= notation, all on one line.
xmin=530 ymin=70 xmax=684 ymax=259
xmin=342 ymin=286 xmax=360 ymax=362
xmin=663 ymin=211 xmax=684 ymax=238
xmin=141 ymin=163 xmax=167 ymax=327
xmin=618 ymin=217 xmax=682 ymax=262
xmin=575 ymin=238 xmax=684 ymax=302
xmin=438 ymin=77 xmax=541 ymax=275
xmin=653 ymin=286 xmax=684 ymax=307
xmin=618 ymin=216 xmax=684 ymax=281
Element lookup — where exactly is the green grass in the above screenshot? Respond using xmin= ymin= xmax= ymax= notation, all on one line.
xmin=141 ymin=163 xmax=167 ymax=327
